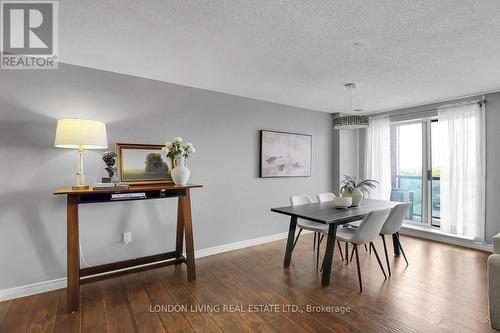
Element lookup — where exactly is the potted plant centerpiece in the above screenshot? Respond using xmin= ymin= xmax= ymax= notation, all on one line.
xmin=340 ymin=175 xmax=378 ymax=206
xmin=161 ymin=137 xmax=196 ymax=185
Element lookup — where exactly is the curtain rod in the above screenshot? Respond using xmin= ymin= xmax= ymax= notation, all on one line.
xmin=369 ymin=97 xmax=486 ymax=120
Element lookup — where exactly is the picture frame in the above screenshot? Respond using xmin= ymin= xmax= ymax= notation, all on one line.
xmin=115 ymin=143 xmax=173 ymax=185
xmin=260 ymin=130 xmax=312 ymax=178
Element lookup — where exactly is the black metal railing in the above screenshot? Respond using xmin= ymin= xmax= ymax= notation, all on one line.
xmin=391 ymin=175 xmax=440 ymax=223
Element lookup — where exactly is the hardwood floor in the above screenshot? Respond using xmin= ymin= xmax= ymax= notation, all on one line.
xmin=0 ymin=234 xmax=494 ymax=333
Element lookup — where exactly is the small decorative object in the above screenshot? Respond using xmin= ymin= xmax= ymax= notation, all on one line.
xmin=101 ymin=151 xmax=118 ymax=183
xmin=340 ymin=175 xmax=378 ymax=207
xmin=54 ymin=119 xmax=108 ymax=189
xmin=260 ymin=130 xmax=312 ymax=177
xmin=161 ymin=137 xmax=196 ymax=185
xmin=333 ymin=196 xmax=352 ymax=209
xmin=115 ymin=143 xmax=173 ymax=184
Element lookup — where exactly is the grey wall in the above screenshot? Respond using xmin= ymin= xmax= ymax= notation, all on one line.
xmin=330 ymin=114 xmax=341 ymax=192
xmin=485 ymin=92 xmax=500 ymax=243
xmin=0 ymin=63 xmax=333 ymax=290
xmin=339 ymin=129 xmax=359 ymax=181
xmin=356 ymin=93 xmax=500 ymax=243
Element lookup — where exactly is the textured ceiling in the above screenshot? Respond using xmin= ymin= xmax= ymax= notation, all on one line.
xmin=59 ymin=0 xmax=500 ymax=113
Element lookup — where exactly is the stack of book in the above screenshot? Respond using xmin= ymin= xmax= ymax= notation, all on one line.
xmin=111 ymin=192 xmax=147 ymax=200
xmin=92 ymin=183 xmax=130 ymax=190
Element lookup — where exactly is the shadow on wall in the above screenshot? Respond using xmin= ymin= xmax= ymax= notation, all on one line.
xmin=0 ymin=103 xmax=57 ymax=149
xmin=0 ymin=109 xmax=71 ymax=286
xmin=0 ymin=191 xmax=65 ymax=282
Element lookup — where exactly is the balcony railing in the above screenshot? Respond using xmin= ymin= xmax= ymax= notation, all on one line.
xmin=391 ymin=175 xmax=440 ymax=225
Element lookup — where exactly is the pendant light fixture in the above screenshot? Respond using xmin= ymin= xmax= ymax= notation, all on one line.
xmin=333 ymin=83 xmax=369 ymax=130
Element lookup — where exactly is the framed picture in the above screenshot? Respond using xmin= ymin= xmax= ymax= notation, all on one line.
xmin=260 ymin=130 xmax=312 ymax=178
xmin=115 ymin=143 xmax=173 ymax=185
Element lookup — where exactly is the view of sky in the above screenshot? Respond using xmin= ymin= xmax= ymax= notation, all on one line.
xmin=397 ymin=123 xmax=422 ymax=174
xmin=396 ymin=121 xmax=442 ymax=176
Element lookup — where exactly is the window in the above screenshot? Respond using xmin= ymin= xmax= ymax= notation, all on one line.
xmin=390 ymin=119 xmax=440 ymax=227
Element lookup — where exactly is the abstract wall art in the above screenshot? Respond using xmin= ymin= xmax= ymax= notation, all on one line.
xmin=260 ymin=130 xmax=312 ymax=178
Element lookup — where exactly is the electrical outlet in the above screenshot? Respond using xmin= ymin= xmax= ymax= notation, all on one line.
xmin=122 ymin=232 xmax=132 ymax=244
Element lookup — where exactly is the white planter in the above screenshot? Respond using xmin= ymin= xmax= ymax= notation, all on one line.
xmin=171 ymin=156 xmax=190 ymax=185
xmin=341 ymin=188 xmax=364 ymax=207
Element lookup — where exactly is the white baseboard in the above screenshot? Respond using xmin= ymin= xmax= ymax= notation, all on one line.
xmin=194 ymin=230 xmax=302 ymax=258
xmin=401 ymin=226 xmax=493 ymax=252
xmin=0 ymin=230 xmax=305 ymax=302
xmin=0 ymin=277 xmax=67 ymax=302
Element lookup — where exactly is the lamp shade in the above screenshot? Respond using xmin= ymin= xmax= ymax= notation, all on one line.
xmin=54 ymin=118 xmax=108 ymax=149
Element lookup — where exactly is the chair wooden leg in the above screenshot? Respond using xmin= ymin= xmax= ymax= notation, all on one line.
xmin=337 ymin=241 xmax=344 ymax=261
xmin=350 ymin=246 xmax=355 ymax=263
xmin=354 ymin=244 xmax=362 ymax=292
xmin=364 ymin=244 xmax=368 ymax=252
xmin=292 ymin=228 xmax=303 ymax=251
xmin=345 ymin=242 xmax=349 ymax=265
xmin=313 ymin=232 xmax=317 ymax=250
xmin=370 ymin=242 xmax=387 ymax=279
xmin=381 ymin=235 xmax=391 ymax=276
xmin=396 ymin=233 xmax=409 ymax=265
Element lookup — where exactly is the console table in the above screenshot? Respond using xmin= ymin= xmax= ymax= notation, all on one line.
xmin=54 ymin=183 xmax=202 ymax=313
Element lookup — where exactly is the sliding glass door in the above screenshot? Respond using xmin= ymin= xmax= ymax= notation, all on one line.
xmin=390 ymin=119 xmax=440 ymax=227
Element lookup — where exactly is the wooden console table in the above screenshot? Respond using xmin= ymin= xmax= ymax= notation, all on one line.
xmin=54 ymin=183 xmax=202 ymax=313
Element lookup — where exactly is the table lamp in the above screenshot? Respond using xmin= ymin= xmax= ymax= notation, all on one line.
xmin=54 ymin=119 xmax=108 ymax=189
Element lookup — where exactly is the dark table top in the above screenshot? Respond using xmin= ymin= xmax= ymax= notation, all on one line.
xmin=271 ymin=199 xmax=398 ymax=224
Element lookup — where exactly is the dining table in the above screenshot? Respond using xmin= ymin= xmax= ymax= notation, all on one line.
xmin=271 ymin=198 xmax=399 ymax=287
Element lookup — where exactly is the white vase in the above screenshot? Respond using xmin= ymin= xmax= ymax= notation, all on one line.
xmin=166 ymin=157 xmax=173 ymax=176
xmin=341 ymin=188 xmax=364 ymax=207
xmin=171 ymin=156 xmax=190 ymax=185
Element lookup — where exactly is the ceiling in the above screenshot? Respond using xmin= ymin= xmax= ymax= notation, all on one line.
xmin=59 ymin=0 xmax=500 ymax=114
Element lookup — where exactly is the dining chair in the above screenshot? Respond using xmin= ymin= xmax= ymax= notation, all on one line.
xmin=334 ymin=208 xmax=392 ymax=291
xmin=316 ymin=192 xmax=336 ymax=202
xmin=289 ymin=195 xmax=344 ymax=270
xmin=315 ymin=193 xmax=345 ymax=263
xmin=379 ymin=202 xmax=411 ymax=275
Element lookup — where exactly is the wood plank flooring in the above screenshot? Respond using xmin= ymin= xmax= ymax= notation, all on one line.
xmin=0 ymin=234 xmax=495 ymax=333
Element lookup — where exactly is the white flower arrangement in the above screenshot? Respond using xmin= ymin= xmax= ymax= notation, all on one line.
xmin=162 ymin=137 xmax=196 ymax=159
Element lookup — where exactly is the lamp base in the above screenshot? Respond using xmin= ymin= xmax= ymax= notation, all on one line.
xmin=72 ymin=185 xmax=90 ymax=190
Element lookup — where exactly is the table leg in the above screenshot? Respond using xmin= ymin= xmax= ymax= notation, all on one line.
xmin=321 ymin=224 xmax=338 ymax=287
xmin=175 ymin=196 xmax=184 ymax=264
xmin=283 ymin=216 xmax=298 ymax=267
xmin=67 ymin=195 xmax=80 ymax=313
xmin=392 ymin=233 xmax=401 ymax=256
xmin=180 ymin=189 xmax=196 ymax=281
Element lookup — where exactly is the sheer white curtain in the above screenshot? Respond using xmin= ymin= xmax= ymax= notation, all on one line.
xmin=364 ymin=117 xmax=391 ymax=200
xmin=438 ymin=102 xmax=485 ymax=241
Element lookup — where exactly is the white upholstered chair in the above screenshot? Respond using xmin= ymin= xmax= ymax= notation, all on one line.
xmin=289 ymin=195 xmax=344 ymax=270
xmin=379 ymin=202 xmax=411 ymax=275
xmin=488 ymin=233 xmax=500 ymax=330
xmin=315 ymin=193 xmax=345 ymax=263
xmin=316 ymin=192 xmax=336 ymax=202
xmin=334 ymin=208 xmax=391 ymax=291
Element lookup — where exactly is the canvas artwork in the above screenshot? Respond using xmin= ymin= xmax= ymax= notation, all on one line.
xmin=260 ymin=130 xmax=312 ymax=177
